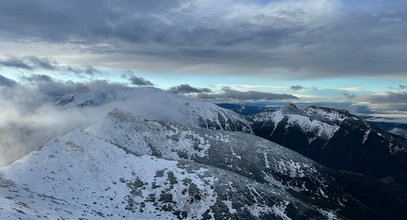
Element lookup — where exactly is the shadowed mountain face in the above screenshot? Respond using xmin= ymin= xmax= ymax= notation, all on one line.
xmin=0 ymin=108 xmax=388 ymax=220
xmin=251 ymin=103 xmax=407 ymax=187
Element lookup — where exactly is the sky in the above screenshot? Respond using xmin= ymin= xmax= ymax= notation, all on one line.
xmin=0 ymin=0 xmax=406 ymax=114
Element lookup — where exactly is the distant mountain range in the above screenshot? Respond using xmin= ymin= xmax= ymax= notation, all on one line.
xmin=218 ymin=102 xmax=407 ymax=137
xmin=250 ymin=103 xmax=407 ymax=187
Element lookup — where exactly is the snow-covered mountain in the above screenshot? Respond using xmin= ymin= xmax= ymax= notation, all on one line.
xmin=252 ymin=103 xmax=407 ymax=187
xmin=1 ymin=108 xmax=384 ymax=220
xmin=57 ymin=87 xmax=252 ymax=133
xmin=89 ymin=109 xmax=346 ymax=201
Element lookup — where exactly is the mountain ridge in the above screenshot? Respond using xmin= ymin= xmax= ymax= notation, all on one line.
xmin=251 ymin=103 xmax=407 ymax=187
xmin=1 ymin=108 xmax=381 ymax=220
xmin=57 ymin=87 xmax=253 ymax=133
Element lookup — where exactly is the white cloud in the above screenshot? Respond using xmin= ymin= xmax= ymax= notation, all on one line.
xmin=338 ymin=87 xmax=362 ymax=92
xmin=213 ymin=84 xmax=287 ymax=92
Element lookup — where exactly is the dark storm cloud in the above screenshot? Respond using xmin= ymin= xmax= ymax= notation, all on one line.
xmin=22 ymin=74 xmax=53 ymax=82
xmin=129 ymin=76 xmax=153 ymax=86
xmin=0 ymin=57 xmax=34 ymax=70
xmin=0 ymin=56 xmax=106 ymax=77
xmin=290 ymin=85 xmax=305 ymax=91
xmin=83 ymin=66 xmax=103 ymax=76
xmin=0 ymin=56 xmax=58 ymax=70
xmin=26 ymin=56 xmax=57 ymax=70
xmin=1 ymin=0 xmax=407 ymax=78
xmin=196 ymin=87 xmax=297 ymax=102
xmin=168 ymin=84 xmax=211 ymax=94
xmin=343 ymin=93 xmax=355 ymax=99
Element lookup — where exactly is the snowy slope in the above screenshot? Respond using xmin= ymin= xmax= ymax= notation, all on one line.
xmin=90 ymin=109 xmax=340 ymax=198
xmin=0 ymin=109 xmax=378 ymax=219
xmin=253 ymin=104 xmax=355 ymax=143
xmin=252 ymin=103 xmax=407 ymax=187
xmin=88 ymin=109 xmax=375 ymax=218
xmin=57 ymin=87 xmax=252 ymax=133
xmin=0 ymin=129 xmax=321 ymax=220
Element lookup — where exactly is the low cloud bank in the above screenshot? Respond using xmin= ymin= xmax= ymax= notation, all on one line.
xmin=196 ymin=87 xmax=298 ymax=102
xmin=0 ymin=74 xmax=132 ymax=166
xmin=168 ymin=84 xmax=211 ymax=94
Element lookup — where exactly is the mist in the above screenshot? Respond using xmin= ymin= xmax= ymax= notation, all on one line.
xmin=0 ymin=75 xmax=130 ymax=166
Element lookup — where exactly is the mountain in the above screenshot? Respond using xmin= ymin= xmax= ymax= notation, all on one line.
xmin=216 ymin=103 xmax=277 ymax=115
xmin=1 ymin=108 xmax=386 ymax=220
xmin=57 ymin=87 xmax=252 ymax=133
xmin=251 ymin=103 xmax=407 ymax=187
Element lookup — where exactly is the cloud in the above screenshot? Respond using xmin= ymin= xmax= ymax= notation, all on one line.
xmin=363 ymin=91 xmax=407 ymax=103
xmin=25 ymin=56 xmax=57 ymax=70
xmin=0 ymin=74 xmax=17 ymax=87
xmin=168 ymin=84 xmax=211 ymax=94
xmin=343 ymin=92 xmax=355 ymax=99
xmin=290 ymin=85 xmax=305 ymax=91
xmin=0 ymin=56 xmax=60 ymax=71
xmin=22 ymin=74 xmax=53 ymax=82
xmin=0 ymin=74 xmax=136 ymax=166
xmin=196 ymin=87 xmax=297 ymax=102
xmin=338 ymin=87 xmax=362 ymax=92
xmin=129 ymin=76 xmax=153 ymax=86
xmin=0 ymin=0 xmax=406 ymax=78
xmin=0 ymin=57 xmax=34 ymax=70
xmin=0 ymin=56 xmax=106 ymax=78
xmin=399 ymin=85 xmax=407 ymax=90
xmin=355 ymin=91 xmax=407 ymax=112
xmin=82 ymin=66 xmax=103 ymax=76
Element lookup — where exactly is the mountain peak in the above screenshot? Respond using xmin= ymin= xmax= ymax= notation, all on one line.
xmin=285 ymin=102 xmax=298 ymax=109
xmin=57 ymin=87 xmax=252 ymax=133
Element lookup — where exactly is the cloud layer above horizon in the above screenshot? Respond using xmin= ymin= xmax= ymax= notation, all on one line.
xmin=0 ymin=0 xmax=406 ymax=78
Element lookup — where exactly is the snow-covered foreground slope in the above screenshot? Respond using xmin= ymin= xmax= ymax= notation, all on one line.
xmin=252 ymin=103 xmax=407 ymax=187
xmin=90 ymin=109 xmax=346 ymax=202
xmin=57 ymin=87 xmax=252 ymax=133
xmin=0 ymin=109 xmax=376 ymax=219
xmin=0 ymin=129 xmax=311 ymax=219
